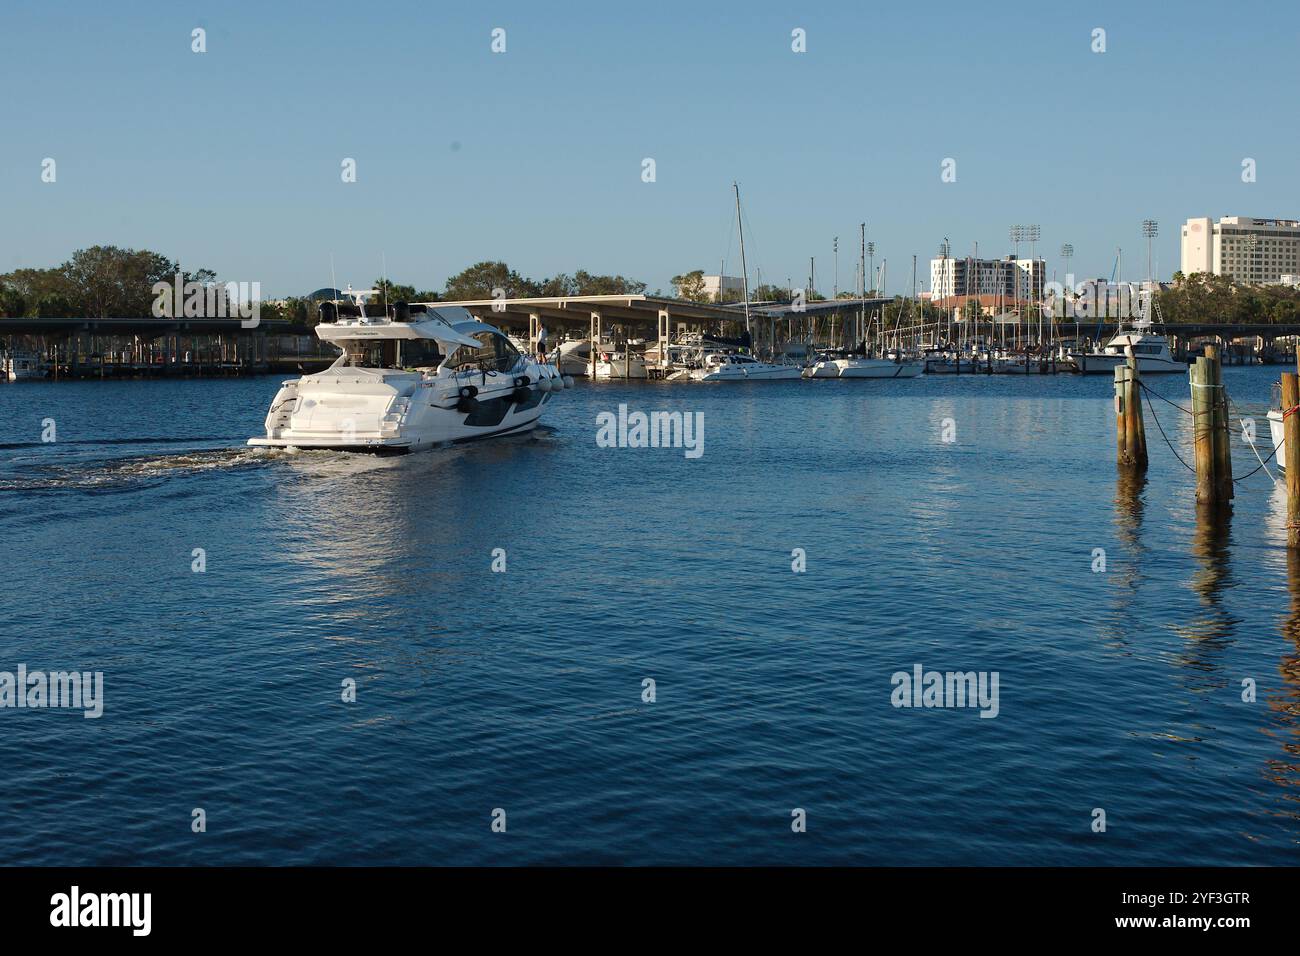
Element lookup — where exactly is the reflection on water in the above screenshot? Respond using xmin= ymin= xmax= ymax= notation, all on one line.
xmin=1180 ymin=503 xmax=1238 ymax=648
xmin=4 ymin=371 xmax=1300 ymax=864
xmin=1265 ymin=549 xmax=1300 ymax=808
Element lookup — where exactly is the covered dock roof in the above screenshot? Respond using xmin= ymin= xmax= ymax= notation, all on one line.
xmin=427 ymin=294 xmax=747 ymax=329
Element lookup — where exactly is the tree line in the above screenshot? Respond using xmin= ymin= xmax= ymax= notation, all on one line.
xmin=0 ymin=248 xmax=648 ymax=324
xmin=1157 ymin=272 xmax=1300 ymax=325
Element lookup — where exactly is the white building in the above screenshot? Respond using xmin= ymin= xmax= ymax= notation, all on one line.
xmin=929 ymin=256 xmax=1044 ymax=301
xmin=1181 ymin=216 xmax=1300 ymax=283
xmin=699 ymin=274 xmax=746 ymax=302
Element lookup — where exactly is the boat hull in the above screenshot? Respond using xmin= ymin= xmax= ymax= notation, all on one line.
xmin=1067 ymin=353 xmax=1185 ymax=374
xmin=693 ymin=365 xmax=803 ymax=381
xmin=1269 ymin=408 xmax=1285 ymax=470
xmin=248 ymin=360 xmax=561 ymax=454
xmin=835 ymin=359 xmax=924 ymax=379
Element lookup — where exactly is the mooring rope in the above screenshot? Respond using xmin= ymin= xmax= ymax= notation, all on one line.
xmin=1134 ymin=378 xmax=1280 ymax=483
xmin=1140 ymin=386 xmax=1196 ymax=474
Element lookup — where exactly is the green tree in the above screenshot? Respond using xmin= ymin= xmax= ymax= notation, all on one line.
xmin=0 ymin=283 xmax=26 ymax=317
xmin=444 ymin=261 xmax=540 ymax=300
xmin=572 ymin=270 xmax=646 ymax=295
xmin=672 ymin=269 xmax=708 ymax=302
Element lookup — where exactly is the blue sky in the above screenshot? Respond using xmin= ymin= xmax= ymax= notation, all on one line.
xmin=3 ymin=0 xmax=1297 ymax=297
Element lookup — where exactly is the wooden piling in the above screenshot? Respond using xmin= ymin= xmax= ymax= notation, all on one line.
xmin=1124 ymin=347 xmax=1147 ymax=470
xmin=1207 ymin=347 xmax=1233 ymax=503
xmin=1114 ymin=365 xmax=1128 ymax=466
xmin=1283 ymin=373 xmax=1300 ymax=548
xmin=1191 ymin=357 xmax=1217 ymax=503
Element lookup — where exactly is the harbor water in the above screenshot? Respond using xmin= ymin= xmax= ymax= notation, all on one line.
xmin=1 ymin=368 xmax=1297 ymax=865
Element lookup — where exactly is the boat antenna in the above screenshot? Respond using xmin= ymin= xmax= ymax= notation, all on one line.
xmin=734 ymin=182 xmax=751 ymax=340
xmin=329 ymin=253 xmax=339 ymax=316
xmin=381 ymin=251 xmax=389 ymax=316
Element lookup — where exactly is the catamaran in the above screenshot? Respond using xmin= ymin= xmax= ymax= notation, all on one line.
xmin=248 ymin=290 xmax=569 ymax=453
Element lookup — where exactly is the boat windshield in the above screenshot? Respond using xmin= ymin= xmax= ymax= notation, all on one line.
xmin=445 ymin=330 xmax=523 ymax=374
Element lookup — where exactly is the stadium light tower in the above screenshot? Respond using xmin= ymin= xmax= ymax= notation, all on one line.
xmin=1141 ymin=220 xmax=1158 ymax=283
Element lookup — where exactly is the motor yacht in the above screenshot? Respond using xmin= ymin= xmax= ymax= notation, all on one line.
xmin=248 ymin=292 xmax=569 ymax=453
xmin=1066 ymin=296 xmax=1183 ymax=374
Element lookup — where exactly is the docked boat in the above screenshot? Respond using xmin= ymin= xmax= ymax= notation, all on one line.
xmin=1066 ymin=297 xmax=1183 ymax=375
xmin=3 ymin=351 xmax=45 ymax=381
xmin=1268 ymin=380 xmax=1288 ymax=470
xmin=248 ymin=293 xmax=568 ymax=453
xmin=804 ymin=352 xmax=923 ymax=379
xmin=691 ymin=184 xmax=801 ymax=382
xmin=690 ymin=353 xmax=803 ymax=381
xmin=556 ymin=338 xmax=593 ymax=376
xmin=593 ymin=350 xmax=649 ymax=379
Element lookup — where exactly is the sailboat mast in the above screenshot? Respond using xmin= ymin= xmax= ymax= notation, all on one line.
xmin=860 ymin=223 xmax=866 ymax=351
xmin=734 ymin=182 xmax=751 ymax=341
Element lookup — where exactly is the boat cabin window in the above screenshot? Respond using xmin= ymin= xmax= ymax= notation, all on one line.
xmin=343 ymin=341 xmax=400 ymax=368
xmin=445 ymin=330 xmax=522 ymax=373
xmin=398 ymin=339 xmax=444 ymax=368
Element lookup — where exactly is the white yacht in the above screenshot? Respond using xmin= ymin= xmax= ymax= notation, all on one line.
xmin=248 ymin=293 xmax=569 ymax=454
xmin=690 ymin=352 xmax=802 ymax=381
xmin=804 ymin=352 xmax=923 ymax=379
xmin=1066 ymin=310 xmax=1183 ymax=375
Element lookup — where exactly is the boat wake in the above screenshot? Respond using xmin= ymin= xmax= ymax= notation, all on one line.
xmin=0 ymin=446 xmax=272 ymax=494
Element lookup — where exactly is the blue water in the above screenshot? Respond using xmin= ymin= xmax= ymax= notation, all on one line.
xmin=0 ymin=367 xmax=1297 ymax=865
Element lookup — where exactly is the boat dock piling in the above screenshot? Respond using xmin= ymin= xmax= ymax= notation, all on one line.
xmin=1190 ymin=347 xmax=1233 ymax=506
xmin=1283 ymin=371 xmax=1300 ymax=547
xmin=1113 ymin=349 xmax=1147 ymax=471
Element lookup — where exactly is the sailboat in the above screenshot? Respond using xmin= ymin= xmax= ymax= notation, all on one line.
xmin=691 ymin=183 xmax=801 ymax=382
xmin=811 ymin=238 xmax=922 ymax=378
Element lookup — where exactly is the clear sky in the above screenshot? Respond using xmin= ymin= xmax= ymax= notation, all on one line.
xmin=3 ymin=0 xmax=1297 ymax=298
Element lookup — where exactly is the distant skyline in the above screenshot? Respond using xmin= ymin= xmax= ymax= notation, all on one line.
xmin=3 ymin=0 xmax=1297 ymax=298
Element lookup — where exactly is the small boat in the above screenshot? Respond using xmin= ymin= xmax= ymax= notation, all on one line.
xmin=1268 ymin=380 xmax=1288 ymax=470
xmin=3 ymin=351 xmax=45 ymax=381
xmin=556 ymin=338 xmax=593 ymax=376
xmin=690 ymin=352 xmax=803 ymax=381
xmin=593 ymin=350 xmax=649 ymax=379
xmin=248 ymin=291 xmax=568 ymax=453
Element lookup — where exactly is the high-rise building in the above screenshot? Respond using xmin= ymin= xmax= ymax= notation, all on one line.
xmin=1180 ymin=216 xmax=1300 ymax=283
xmin=929 ymin=255 xmax=1044 ymax=302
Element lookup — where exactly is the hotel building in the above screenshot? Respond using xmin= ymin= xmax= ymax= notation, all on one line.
xmin=1180 ymin=216 xmax=1300 ymax=283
